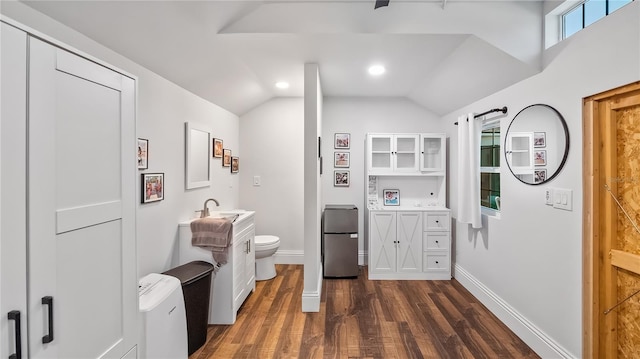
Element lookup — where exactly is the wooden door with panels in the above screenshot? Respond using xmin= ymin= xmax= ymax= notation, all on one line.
xmin=584 ymin=81 xmax=640 ymax=359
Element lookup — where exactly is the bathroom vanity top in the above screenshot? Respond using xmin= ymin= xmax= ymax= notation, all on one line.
xmin=368 ymin=206 xmax=450 ymax=212
xmin=179 ymin=210 xmax=255 ymax=227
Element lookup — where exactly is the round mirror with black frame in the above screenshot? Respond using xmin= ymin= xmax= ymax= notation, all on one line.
xmin=504 ymin=104 xmax=569 ymax=185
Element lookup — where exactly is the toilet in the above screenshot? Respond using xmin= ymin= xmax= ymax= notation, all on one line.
xmin=254 ymin=235 xmax=280 ymax=281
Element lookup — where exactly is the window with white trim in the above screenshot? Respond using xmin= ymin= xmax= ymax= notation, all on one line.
xmin=480 ymin=124 xmax=500 ymax=211
xmin=563 ymin=0 xmax=633 ymax=39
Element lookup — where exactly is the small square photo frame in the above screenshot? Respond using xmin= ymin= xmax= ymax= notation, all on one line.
xmin=534 ymin=169 xmax=547 ymax=184
xmin=334 ymin=151 xmax=350 ymax=168
xmin=534 ymin=132 xmax=546 ymax=148
xmin=231 ymin=156 xmax=239 ymax=173
xmin=222 ymin=149 xmax=232 ymax=167
xmin=213 ymin=138 xmax=223 ymax=158
xmin=334 ymin=133 xmax=350 ymax=149
xmin=534 ymin=150 xmax=547 ymax=166
xmin=383 ymin=189 xmax=400 ymax=206
xmin=142 ymin=173 xmax=164 ymax=203
xmin=137 ymin=138 xmax=149 ymax=170
xmin=334 ymin=170 xmax=350 ymax=187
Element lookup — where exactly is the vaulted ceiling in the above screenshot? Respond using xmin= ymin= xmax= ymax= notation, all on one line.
xmin=20 ymin=0 xmax=544 ymax=116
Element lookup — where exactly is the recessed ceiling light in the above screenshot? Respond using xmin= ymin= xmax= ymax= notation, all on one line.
xmin=275 ymin=81 xmax=290 ymax=89
xmin=368 ymin=65 xmax=386 ymax=76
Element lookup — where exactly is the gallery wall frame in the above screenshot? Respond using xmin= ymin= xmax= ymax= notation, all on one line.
xmin=142 ymin=173 xmax=164 ymax=203
xmin=137 ymin=138 xmax=148 ymax=170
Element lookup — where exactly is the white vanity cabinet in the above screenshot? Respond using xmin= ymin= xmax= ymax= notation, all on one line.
xmin=178 ymin=211 xmax=255 ymax=324
xmin=368 ymin=209 xmax=451 ymax=280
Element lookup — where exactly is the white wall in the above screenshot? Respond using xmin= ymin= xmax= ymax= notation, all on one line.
xmin=446 ymin=4 xmax=640 ymax=358
xmin=0 ymin=2 xmax=241 ymax=277
xmin=239 ymin=98 xmax=304 ymax=263
xmin=302 ymin=64 xmax=323 ymax=311
xmin=322 ymin=97 xmax=445 ymax=262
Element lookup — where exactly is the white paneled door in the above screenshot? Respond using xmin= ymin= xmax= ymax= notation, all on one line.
xmin=28 ymin=38 xmax=137 ymax=358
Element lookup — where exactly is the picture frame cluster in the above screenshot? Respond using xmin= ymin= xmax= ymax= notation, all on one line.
xmin=333 ymin=133 xmax=350 ymax=187
xmin=534 ymin=131 xmax=546 ymax=184
xmin=214 ymin=138 xmax=239 ymax=173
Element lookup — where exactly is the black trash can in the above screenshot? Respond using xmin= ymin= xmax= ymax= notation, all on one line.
xmin=163 ymin=260 xmax=214 ymax=355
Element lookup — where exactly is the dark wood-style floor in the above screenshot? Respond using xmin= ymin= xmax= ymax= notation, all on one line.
xmin=190 ymin=265 xmax=540 ymax=359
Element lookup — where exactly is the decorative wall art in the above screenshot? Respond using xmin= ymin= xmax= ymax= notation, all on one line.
xmin=334 ymin=152 xmax=350 ymax=168
xmin=231 ymin=156 xmax=239 ymax=173
xmin=334 ymin=133 xmax=350 ymax=149
xmin=137 ymin=138 xmax=148 ymax=170
xmin=383 ymin=189 xmax=400 ymax=206
xmin=213 ymin=138 xmax=223 ymax=158
xmin=534 ymin=169 xmax=547 ymax=184
xmin=534 ymin=150 xmax=547 ymax=166
xmin=142 ymin=173 xmax=164 ymax=203
xmin=222 ymin=149 xmax=232 ymax=167
xmin=334 ymin=170 xmax=350 ymax=187
xmin=534 ymin=132 xmax=546 ymax=147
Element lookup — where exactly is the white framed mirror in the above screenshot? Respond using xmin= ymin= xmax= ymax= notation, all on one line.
xmin=185 ymin=122 xmax=210 ymax=189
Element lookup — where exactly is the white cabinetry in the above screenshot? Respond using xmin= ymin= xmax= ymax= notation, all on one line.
xmin=422 ymin=211 xmax=452 ymax=279
xmin=2 ymin=21 xmax=138 ymax=358
xmin=368 ymin=210 xmax=450 ymax=280
xmin=367 ymin=134 xmax=420 ymax=174
xmin=178 ymin=212 xmax=255 ymax=324
xmin=505 ymin=132 xmax=534 ymax=178
xmin=420 ymin=134 xmax=446 ymax=172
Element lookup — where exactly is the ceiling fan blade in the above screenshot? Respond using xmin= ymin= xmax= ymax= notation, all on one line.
xmin=374 ymin=0 xmax=390 ymax=9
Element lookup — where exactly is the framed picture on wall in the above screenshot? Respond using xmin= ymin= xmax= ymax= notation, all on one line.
xmin=142 ymin=173 xmax=164 ymax=203
xmin=534 ymin=150 xmax=547 ymax=166
xmin=222 ymin=149 xmax=232 ymax=167
xmin=383 ymin=189 xmax=400 ymax=206
xmin=534 ymin=132 xmax=546 ymax=147
xmin=534 ymin=169 xmax=547 ymax=184
xmin=334 ymin=133 xmax=350 ymax=149
xmin=213 ymin=138 xmax=223 ymax=158
xmin=137 ymin=138 xmax=148 ymax=170
xmin=334 ymin=152 xmax=350 ymax=168
xmin=334 ymin=170 xmax=350 ymax=187
xmin=231 ymin=156 xmax=239 ymax=173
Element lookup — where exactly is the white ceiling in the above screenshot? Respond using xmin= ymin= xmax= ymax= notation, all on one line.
xmin=21 ymin=0 xmax=544 ymax=116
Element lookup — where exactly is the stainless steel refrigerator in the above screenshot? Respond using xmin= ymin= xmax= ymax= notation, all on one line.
xmin=322 ymin=204 xmax=358 ymax=278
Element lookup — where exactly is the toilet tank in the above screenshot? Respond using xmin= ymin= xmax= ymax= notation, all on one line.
xmin=139 ymin=273 xmax=188 ymax=359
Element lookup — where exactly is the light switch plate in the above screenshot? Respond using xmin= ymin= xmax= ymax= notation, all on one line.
xmin=253 ymin=175 xmax=261 ymax=186
xmin=553 ymin=188 xmax=572 ymax=211
xmin=545 ymin=188 xmax=554 ymax=206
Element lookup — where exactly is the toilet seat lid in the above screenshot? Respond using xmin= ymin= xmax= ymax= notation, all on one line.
xmin=255 ymin=235 xmax=280 ymax=246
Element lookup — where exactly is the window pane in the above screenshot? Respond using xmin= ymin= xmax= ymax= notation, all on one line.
xmin=609 ymin=0 xmax=632 ymax=13
xmin=481 ymin=173 xmax=501 ymax=210
xmin=563 ymin=5 xmax=583 ymax=38
xmin=585 ymin=0 xmax=606 ymax=26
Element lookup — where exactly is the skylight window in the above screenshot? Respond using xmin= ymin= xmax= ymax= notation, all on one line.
xmin=562 ymin=0 xmax=633 ymax=39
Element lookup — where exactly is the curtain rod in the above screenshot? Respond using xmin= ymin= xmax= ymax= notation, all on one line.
xmin=454 ymin=106 xmax=508 ymax=125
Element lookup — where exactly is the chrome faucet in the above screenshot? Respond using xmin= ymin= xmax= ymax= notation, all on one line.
xmin=201 ymin=198 xmax=220 ymax=218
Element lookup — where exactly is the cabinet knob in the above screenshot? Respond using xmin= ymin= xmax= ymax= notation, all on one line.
xmin=435 ymin=220 xmax=439 ymax=223
xmin=435 ymin=261 xmax=439 ymax=264
xmin=435 ymin=240 xmax=439 ymax=243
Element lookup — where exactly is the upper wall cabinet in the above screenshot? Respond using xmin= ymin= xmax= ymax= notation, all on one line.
xmin=420 ymin=134 xmax=446 ymax=173
xmin=367 ymin=133 xmax=446 ymax=176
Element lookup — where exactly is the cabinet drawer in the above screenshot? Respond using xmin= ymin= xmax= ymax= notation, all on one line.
xmin=423 ymin=254 xmax=450 ymax=271
xmin=423 ymin=232 xmax=449 ymax=250
xmin=424 ymin=212 xmax=450 ymax=231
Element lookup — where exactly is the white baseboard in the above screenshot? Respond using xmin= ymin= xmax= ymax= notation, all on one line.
xmin=302 ymin=262 xmax=323 ymax=312
xmin=454 ymin=265 xmax=576 ymax=359
xmin=274 ymin=250 xmax=304 ymax=264
xmin=359 ymin=250 xmax=367 ymax=266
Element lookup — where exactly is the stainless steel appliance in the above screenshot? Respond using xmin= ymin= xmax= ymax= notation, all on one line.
xmin=322 ymin=204 xmax=358 ymax=278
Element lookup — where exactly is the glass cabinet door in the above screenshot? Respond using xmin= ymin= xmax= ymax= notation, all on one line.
xmin=420 ymin=134 xmax=445 ymax=172
xmin=506 ymin=132 xmax=534 ymax=177
xmin=394 ymin=134 xmax=419 ymax=171
xmin=368 ymin=134 xmax=393 ymax=171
